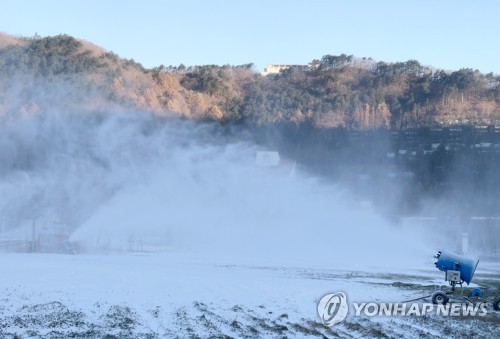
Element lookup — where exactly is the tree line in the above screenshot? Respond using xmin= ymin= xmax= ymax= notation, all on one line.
xmin=157 ymin=54 xmax=500 ymax=129
xmin=1 ymin=34 xmax=500 ymax=130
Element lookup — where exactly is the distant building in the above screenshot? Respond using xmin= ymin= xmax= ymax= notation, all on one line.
xmin=260 ymin=64 xmax=310 ymax=76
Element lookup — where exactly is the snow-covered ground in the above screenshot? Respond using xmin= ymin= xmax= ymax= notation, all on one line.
xmin=1 ymin=251 xmax=498 ymax=338
xmin=1 ymin=115 xmax=499 ymax=337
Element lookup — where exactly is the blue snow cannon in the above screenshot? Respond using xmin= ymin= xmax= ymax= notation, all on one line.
xmin=434 ymin=250 xmax=479 ymax=285
xmin=404 ymin=251 xmax=498 ymax=308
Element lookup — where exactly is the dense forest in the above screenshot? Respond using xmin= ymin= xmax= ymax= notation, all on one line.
xmin=1 ymin=33 xmax=500 ymax=129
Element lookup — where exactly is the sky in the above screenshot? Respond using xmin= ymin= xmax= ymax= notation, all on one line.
xmin=1 ymin=0 xmax=499 ymax=74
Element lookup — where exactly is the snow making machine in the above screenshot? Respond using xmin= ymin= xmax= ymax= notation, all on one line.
xmin=430 ymin=250 xmax=499 ymax=310
xmin=403 ymin=250 xmax=500 ymax=311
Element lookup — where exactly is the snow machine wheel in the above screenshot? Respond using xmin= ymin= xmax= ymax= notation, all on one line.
xmin=493 ymin=297 xmax=500 ymax=311
xmin=431 ymin=291 xmax=449 ymax=305
xmin=470 ymin=288 xmax=483 ymax=298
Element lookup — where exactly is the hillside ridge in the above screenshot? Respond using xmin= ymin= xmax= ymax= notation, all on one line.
xmin=1 ymin=33 xmax=499 ymax=129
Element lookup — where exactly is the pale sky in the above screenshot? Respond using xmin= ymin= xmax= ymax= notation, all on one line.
xmin=1 ymin=0 xmax=499 ymax=73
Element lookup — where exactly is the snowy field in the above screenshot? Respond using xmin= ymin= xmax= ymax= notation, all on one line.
xmin=1 ymin=251 xmax=499 ymax=338
xmin=1 ymin=114 xmax=499 ymax=338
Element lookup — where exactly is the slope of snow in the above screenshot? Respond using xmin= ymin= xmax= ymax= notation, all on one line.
xmin=1 ymin=252 xmax=498 ymax=338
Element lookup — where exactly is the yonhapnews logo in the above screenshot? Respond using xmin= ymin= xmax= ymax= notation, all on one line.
xmin=316 ymin=292 xmax=349 ymax=326
xmin=317 ymin=292 xmax=487 ymax=327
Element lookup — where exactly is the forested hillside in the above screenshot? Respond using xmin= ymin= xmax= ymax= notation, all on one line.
xmin=1 ymin=33 xmax=500 ymax=129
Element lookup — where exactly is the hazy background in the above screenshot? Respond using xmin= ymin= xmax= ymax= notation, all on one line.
xmin=0 ymin=79 xmax=438 ymax=267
